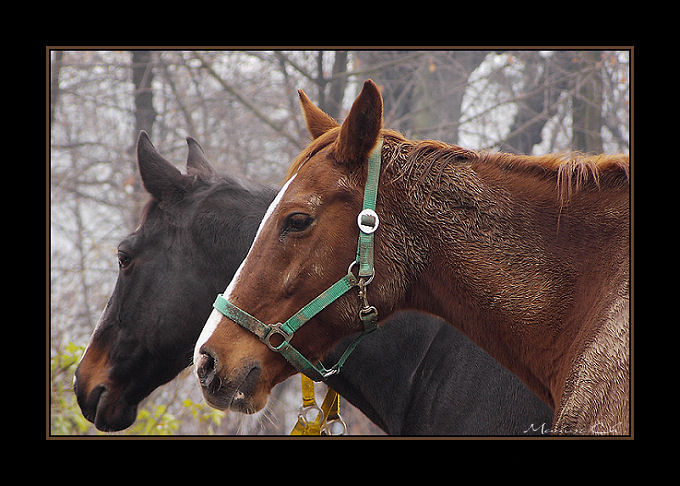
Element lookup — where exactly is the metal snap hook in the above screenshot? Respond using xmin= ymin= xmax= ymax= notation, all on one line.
xmin=359 ymin=305 xmax=378 ymax=322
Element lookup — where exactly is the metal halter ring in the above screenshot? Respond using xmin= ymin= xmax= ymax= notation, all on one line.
xmin=298 ymin=403 xmax=324 ymax=427
xmin=263 ymin=323 xmax=291 ymax=352
xmin=347 ymin=260 xmax=375 ymax=285
xmin=357 ymin=208 xmax=379 ymax=234
xmin=322 ymin=416 xmax=347 ymax=436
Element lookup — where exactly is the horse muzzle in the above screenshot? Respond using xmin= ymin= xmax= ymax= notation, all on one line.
xmin=73 ymin=372 xmax=138 ymax=432
xmin=195 ymin=345 xmax=262 ymax=413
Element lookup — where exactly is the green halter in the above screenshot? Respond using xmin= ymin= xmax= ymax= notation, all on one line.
xmin=212 ymin=139 xmax=383 ymax=382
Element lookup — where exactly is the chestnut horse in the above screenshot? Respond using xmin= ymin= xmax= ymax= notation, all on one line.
xmin=195 ymin=80 xmax=630 ymax=435
xmin=74 ymin=132 xmax=552 ymax=434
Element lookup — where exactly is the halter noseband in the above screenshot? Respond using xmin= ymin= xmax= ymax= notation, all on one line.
xmin=212 ymin=139 xmax=383 ymax=382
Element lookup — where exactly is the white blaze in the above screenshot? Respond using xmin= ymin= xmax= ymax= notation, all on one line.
xmin=193 ymin=175 xmax=297 ymax=367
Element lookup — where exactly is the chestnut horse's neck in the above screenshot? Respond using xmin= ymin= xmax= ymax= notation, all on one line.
xmin=377 ymin=135 xmax=629 ymax=407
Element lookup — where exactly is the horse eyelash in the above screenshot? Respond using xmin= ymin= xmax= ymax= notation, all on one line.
xmin=279 ymin=214 xmax=313 ymax=240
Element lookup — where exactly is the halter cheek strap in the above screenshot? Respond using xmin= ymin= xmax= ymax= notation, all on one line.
xmin=212 ymin=139 xmax=383 ymax=382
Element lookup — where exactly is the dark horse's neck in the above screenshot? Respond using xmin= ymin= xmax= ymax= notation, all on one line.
xmin=378 ymin=136 xmax=630 ymax=408
xmin=324 ymin=311 xmax=552 ymax=435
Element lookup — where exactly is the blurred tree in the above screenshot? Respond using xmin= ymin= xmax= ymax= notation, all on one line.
xmin=499 ymin=51 xmax=570 ymax=154
xmin=50 ymin=50 xmax=63 ymax=125
xmin=571 ymin=51 xmax=604 ymax=153
xmin=130 ymin=50 xmax=157 ymax=225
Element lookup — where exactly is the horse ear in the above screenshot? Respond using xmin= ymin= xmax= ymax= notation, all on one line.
xmin=136 ymin=131 xmax=188 ymax=201
xmin=298 ymin=89 xmax=339 ymax=139
xmin=334 ymin=79 xmax=383 ymax=169
xmin=186 ymin=136 xmax=216 ymax=180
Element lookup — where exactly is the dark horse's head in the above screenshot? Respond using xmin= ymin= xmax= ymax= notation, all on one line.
xmin=73 ymin=132 xmax=273 ymax=431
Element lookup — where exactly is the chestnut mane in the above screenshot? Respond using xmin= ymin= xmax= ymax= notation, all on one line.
xmin=284 ymin=129 xmax=630 ymax=207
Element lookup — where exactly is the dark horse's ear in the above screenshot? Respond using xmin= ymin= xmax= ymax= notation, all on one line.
xmin=298 ymin=89 xmax=339 ymax=139
xmin=137 ymin=131 xmax=189 ymax=202
xmin=186 ymin=136 xmax=216 ymax=180
xmin=334 ymin=79 xmax=383 ymax=170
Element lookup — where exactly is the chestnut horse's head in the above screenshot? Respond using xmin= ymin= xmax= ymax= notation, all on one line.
xmin=194 ymin=80 xmax=406 ymax=413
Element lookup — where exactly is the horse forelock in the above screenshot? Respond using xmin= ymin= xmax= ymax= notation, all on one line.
xmin=283 ymin=127 xmax=342 ymax=183
xmin=132 ymin=175 xmax=270 ymax=264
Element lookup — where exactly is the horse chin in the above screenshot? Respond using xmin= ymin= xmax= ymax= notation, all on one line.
xmin=201 ymin=364 xmax=266 ymax=414
xmin=91 ymin=388 xmax=138 ymax=432
xmin=228 ymin=392 xmax=265 ymax=414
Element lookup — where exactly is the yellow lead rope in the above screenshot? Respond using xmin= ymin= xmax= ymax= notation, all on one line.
xmin=289 ymin=375 xmax=346 ymax=435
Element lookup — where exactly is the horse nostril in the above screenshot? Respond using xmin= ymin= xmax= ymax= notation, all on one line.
xmin=196 ymin=347 xmax=220 ymax=392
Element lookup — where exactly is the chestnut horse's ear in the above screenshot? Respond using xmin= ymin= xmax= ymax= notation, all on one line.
xmin=186 ymin=136 xmax=216 ymax=180
xmin=298 ymin=89 xmax=339 ymax=139
xmin=136 ymin=131 xmax=188 ymax=201
xmin=334 ymin=79 xmax=383 ymax=169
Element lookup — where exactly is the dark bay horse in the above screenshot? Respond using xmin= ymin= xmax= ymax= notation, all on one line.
xmin=73 ymin=132 xmax=552 ymax=434
xmin=195 ymin=80 xmax=630 ymax=435
xmin=73 ymin=132 xmax=275 ymax=432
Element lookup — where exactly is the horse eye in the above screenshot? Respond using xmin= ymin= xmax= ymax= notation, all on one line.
xmin=284 ymin=213 xmax=314 ymax=233
xmin=117 ymin=251 xmax=132 ymax=269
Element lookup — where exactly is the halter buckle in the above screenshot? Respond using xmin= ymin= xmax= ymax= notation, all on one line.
xmin=357 ymin=208 xmax=379 ymax=234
